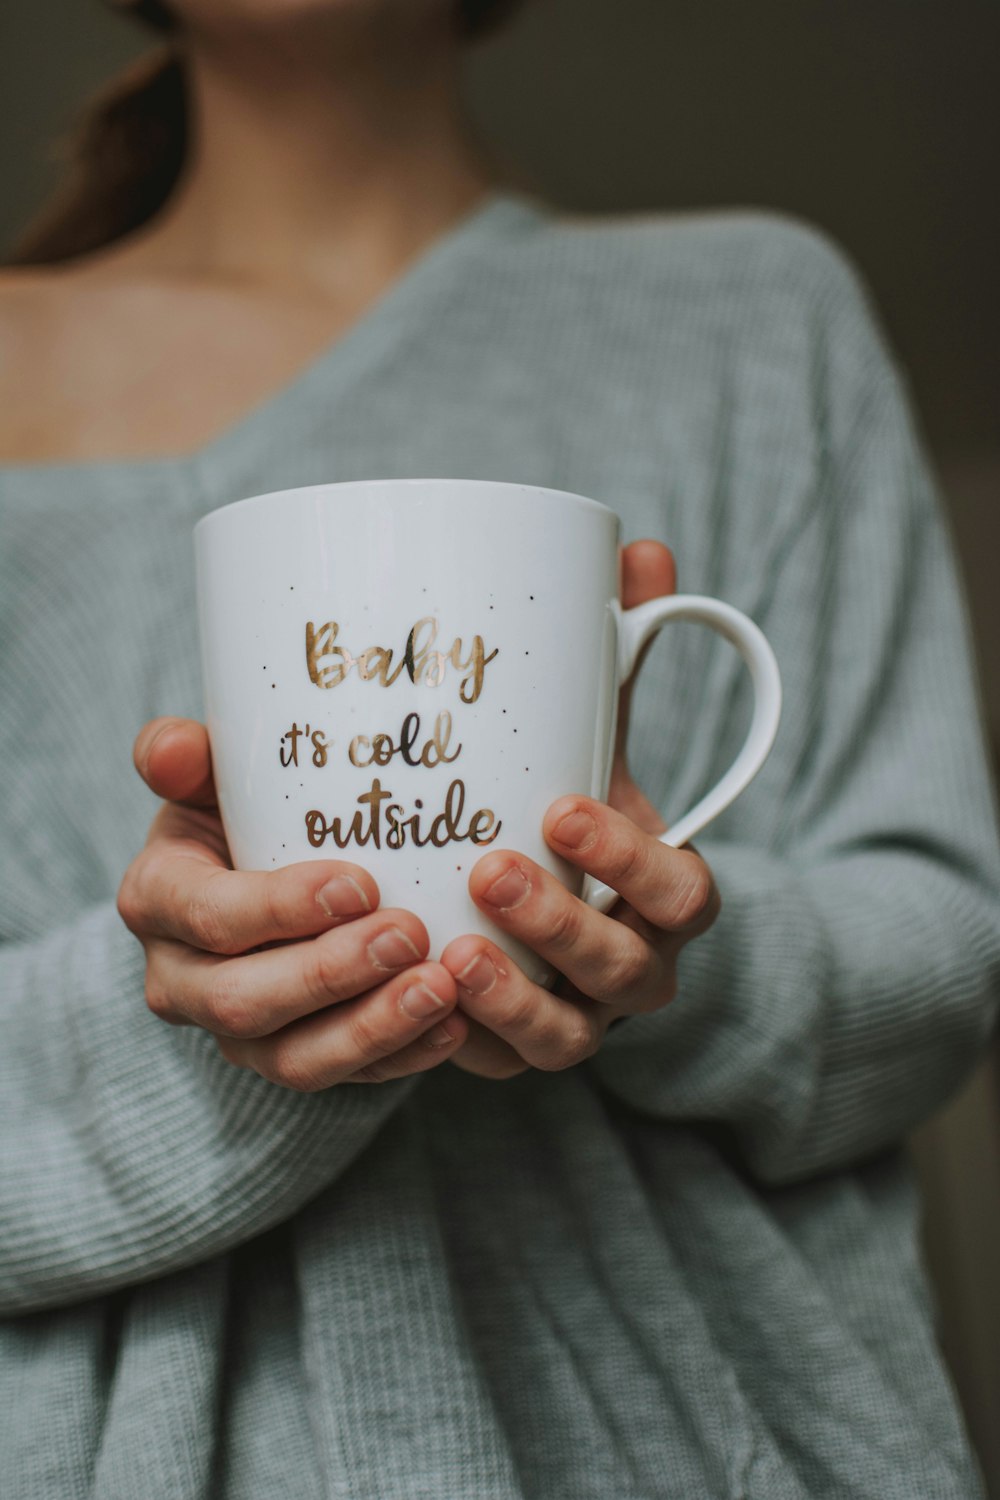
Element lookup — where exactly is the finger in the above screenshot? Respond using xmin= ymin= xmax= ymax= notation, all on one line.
xmin=439 ymin=933 xmax=605 ymax=1069
xmin=145 ymin=906 xmax=431 ymax=1035
xmin=119 ymin=847 xmax=380 ymax=954
xmin=604 ymin=768 xmax=669 ymax=838
xmin=544 ymin=796 xmax=720 ymax=933
xmin=145 ymin=799 xmax=233 ymax=862
xmin=135 ymin=717 xmax=217 ymax=808
xmin=465 ymin=851 xmax=662 ymax=1007
xmin=620 ymin=538 xmax=676 ymax=609
xmin=446 ymin=1016 xmax=530 ymax=1080
xmin=616 ymin=541 xmax=676 ymax=762
xmin=214 ymin=961 xmax=468 ymax=1091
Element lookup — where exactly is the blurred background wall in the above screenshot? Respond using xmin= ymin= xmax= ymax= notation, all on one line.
xmin=2 ymin=0 xmax=998 ymax=1489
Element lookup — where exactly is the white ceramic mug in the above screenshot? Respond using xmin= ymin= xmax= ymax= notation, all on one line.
xmin=195 ymin=479 xmax=781 ymax=977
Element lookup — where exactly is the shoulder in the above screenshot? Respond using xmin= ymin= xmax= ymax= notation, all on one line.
xmin=0 ymin=271 xmax=66 ymax=435
xmin=521 ymin=203 xmax=867 ymax=304
xmin=0 ymin=267 xmax=58 ymax=349
xmin=0 ymin=262 xmax=140 ymax=465
xmin=0 ymin=249 xmax=140 ymax=348
xmin=490 ymin=202 xmax=898 ymax=457
xmin=0 ymin=264 xmax=97 ymax=383
xmin=502 ymin=201 xmax=887 ymax=371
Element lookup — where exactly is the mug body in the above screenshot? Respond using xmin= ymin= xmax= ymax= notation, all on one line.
xmin=195 ymin=479 xmax=622 ymax=970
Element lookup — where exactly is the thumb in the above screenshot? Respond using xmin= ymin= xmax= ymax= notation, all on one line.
xmin=134 ymin=717 xmax=217 ymax=808
xmin=614 ymin=540 xmax=677 ymax=776
xmin=621 ymin=538 xmax=676 ymax=610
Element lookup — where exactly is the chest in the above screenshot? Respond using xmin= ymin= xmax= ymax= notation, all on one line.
xmin=0 ymin=282 xmax=362 ymax=465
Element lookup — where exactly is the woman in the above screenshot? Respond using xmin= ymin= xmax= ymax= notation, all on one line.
xmin=1 ymin=2 xmax=998 ymax=1496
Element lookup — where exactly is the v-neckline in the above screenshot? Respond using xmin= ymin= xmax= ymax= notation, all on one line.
xmin=0 ymin=191 xmax=544 ymax=485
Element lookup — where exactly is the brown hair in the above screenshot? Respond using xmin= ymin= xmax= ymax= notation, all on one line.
xmin=10 ymin=0 xmax=526 ymax=267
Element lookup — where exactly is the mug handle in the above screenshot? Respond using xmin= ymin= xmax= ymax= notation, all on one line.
xmin=584 ymin=594 xmax=782 ymax=913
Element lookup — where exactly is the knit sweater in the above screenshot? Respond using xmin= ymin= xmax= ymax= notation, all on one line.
xmin=2 ymin=194 xmax=998 ymax=1499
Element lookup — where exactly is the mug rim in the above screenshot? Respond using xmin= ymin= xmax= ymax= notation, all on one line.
xmin=194 ymin=477 xmax=616 ymax=536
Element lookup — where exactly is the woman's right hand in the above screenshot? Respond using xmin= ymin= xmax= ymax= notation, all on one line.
xmin=116 ymin=718 xmax=469 ymax=1091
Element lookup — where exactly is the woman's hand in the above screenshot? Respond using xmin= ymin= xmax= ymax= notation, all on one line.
xmin=438 ymin=801 xmax=718 ymax=1078
xmin=117 ymin=720 xmax=469 ymax=1090
xmin=119 ymin=542 xmax=711 ymax=1088
xmin=440 ymin=539 xmax=721 ymax=1079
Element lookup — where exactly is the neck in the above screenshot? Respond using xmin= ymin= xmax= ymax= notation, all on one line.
xmin=134 ymin=16 xmax=494 ymax=291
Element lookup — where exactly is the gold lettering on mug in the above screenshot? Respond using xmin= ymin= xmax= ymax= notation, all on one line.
xmin=293 ymin=608 xmax=506 ymax=858
xmin=279 ymin=722 xmax=331 ymax=768
xmin=451 ymin=636 xmax=499 ymax=705
xmin=348 ymin=711 xmax=462 ymax=770
xmin=305 ymin=777 xmax=501 ymax=851
xmin=306 ymin=617 xmax=498 ymax=702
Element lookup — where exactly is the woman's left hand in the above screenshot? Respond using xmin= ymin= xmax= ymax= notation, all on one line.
xmin=441 ymin=540 xmax=721 ymax=1079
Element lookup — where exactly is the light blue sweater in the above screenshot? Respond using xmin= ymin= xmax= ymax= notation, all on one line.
xmin=2 ymin=195 xmax=999 ymax=1498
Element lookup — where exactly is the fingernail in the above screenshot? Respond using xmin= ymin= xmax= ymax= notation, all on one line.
xmin=368 ymin=926 xmax=421 ymax=970
xmin=552 ymin=809 xmax=597 ymax=850
xmin=399 ymin=982 xmax=449 ymax=1020
xmin=456 ymin=952 xmax=497 ymax=995
xmin=424 ymin=1021 xmax=458 ymax=1048
xmin=483 ymin=866 xmax=530 ymax=910
xmin=317 ymin=875 xmax=371 ymax=919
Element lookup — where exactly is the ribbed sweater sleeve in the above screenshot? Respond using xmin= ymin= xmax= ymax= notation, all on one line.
xmin=0 ymin=905 xmax=417 ymax=1314
xmin=590 ymin=262 xmax=1000 ymax=1184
